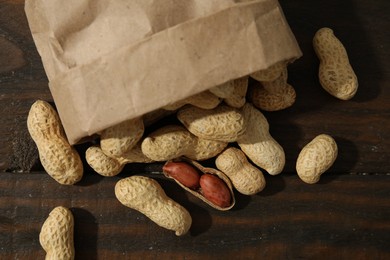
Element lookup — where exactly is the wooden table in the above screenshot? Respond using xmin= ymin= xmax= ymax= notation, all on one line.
xmin=1 ymin=0 xmax=389 ymax=259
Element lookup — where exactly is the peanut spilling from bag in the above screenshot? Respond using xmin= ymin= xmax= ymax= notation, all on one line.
xmin=40 ymin=206 xmax=75 ymax=260
xmin=313 ymin=27 xmax=358 ymax=100
xmin=86 ymin=142 xmax=154 ymax=177
xmin=177 ymin=104 xmax=246 ymax=142
xmin=237 ymin=103 xmax=285 ymax=175
xmin=296 ymin=134 xmax=338 ymax=184
xmin=250 ymin=67 xmax=296 ymax=111
xmin=100 ymin=117 xmax=144 ymax=158
xmin=216 ymin=147 xmax=266 ymax=195
xmin=210 ymin=76 xmax=248 ymax=108
xmin=27 ymin=100 xmax=83 ymax=185
xmin=163 ymin=90 xmax=221 ymax=111
xmin=141 ymin=125 xmax=227 ymax=161
xmin=250 ymin=60 xmax=287 ymax=82
xmin=115 ymin=176 xmax=192 ymax=236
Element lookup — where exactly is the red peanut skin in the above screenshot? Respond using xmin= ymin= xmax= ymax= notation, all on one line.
xmin=163 ymin=162 xmax=200 ymax=189
xmin=200 ymin=174 xmax=231 ymax=208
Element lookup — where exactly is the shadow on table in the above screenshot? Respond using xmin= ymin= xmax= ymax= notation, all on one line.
xmin=157 ymin=177 xmax=213 ymax=237
xmin=72 ymin=207 xmax=98 ymax=260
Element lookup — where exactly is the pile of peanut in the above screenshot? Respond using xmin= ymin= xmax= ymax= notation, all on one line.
xmin=29 ymin=27 xmax=357 ymax=258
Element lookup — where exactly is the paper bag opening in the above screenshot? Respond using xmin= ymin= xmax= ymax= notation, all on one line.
xmin=25 ymin=0 xmax=302 ymax=144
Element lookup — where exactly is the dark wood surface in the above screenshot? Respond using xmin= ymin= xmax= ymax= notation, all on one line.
xmin=1 ymin=0 xmax=389 ymax=259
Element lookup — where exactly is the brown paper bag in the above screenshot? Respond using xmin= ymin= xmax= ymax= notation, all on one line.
xmin=25 ymin=0 xmax=301 ymax=144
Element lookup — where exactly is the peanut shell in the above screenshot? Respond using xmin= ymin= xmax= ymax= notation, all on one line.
xmin=115 ymin=176 xmax=192 ymax=236
xmin=40 ymin=206 xmax=75 ymax=260
xmin=296 ymin=134 xmax=338 ymax=184
xmin=177 ymin=104 xmax=246 ymax=142
xmin=163 ymin=158 xmax=235 ymax=211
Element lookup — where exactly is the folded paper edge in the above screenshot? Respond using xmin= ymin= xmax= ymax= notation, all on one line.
xmin=40 ymin=0 xmax=302 ymax=144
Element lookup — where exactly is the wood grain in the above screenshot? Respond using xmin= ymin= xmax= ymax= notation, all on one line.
xmin=0 ymin=172 xmax=389 ymax=259
xmin=0 ymin=0 xmax=389 ymax=259
xmin=0 ymin=0 xmax=389 ymax=173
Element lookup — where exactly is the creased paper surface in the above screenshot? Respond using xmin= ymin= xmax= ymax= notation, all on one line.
xmin=25 ymin=0 xmax=301 ymax=144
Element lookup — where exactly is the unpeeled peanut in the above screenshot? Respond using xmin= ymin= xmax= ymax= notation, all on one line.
xmin=163 ymin=161 xmax=201 ymax=190
xmin=115 ymin=176 xmax=192 ymax=236
xmin=209 ymin=80 xmax=236 ymax=99
xmin=86 ymin=142 xmax=154 ymax=177
xmin=250 ymin=60 xmax=287 ymax=82
xmin=237 ymin=103 xmax=285 ymax=175
xmin=163 ymin=90 xmax=221 ymax=111
xmin=250 ymin=67 xmax=296 ymax=111
xmin=40 ymin=206 xmax=74 ymax=260
xmin=27 ymin=100 xmax=83 ymax=185
xmin=223 ymin=76 xmax=248 ymax=108
xmin=100 ymin=117 xmax=144 ymax=158
xmin=177 ymin=104 xmax=246 ymax=142
xmin=296 ymin=134 xmax=338 ymax=184
xmin=210 ymin=77 xmax=249 ymax=109
xmin=313 ymin=27 xmax=358 ymax=100
xmin=141 ymin=125 xmax=227 ymax=161
xmin=216 ymin=147 xmax=266 ymax=195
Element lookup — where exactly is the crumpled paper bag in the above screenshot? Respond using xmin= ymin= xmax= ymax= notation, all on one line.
xmin=25 ymin=0 xmax=302 ymax=144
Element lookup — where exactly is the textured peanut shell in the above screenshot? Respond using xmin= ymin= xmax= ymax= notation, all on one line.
xmin=163 ymin=158 xmax=235 ymax=211
xmin=86 ymin=142 xmax=154 ymax=177
xmin=163 ymin=90 xmax=221 ymax=111
xmin=177 ymin=104 xmax=246 ymax=142
xmin=209 ymin=80 xmax=236 ymax=98
xmin=86 ymin=146 xmax=124 ymax=177
xmin=27 ymin=100 xmax=83 ymax=185
xmin=40 ymin=206 xmax=74 ymax=260
xmin=100 ymin=117 xmax=144 ymax=158
xmin=141 ymin=125 xmax=227 ymax=161
xmin=250 ymin=68 xmax=296 ymax=111
xmin=250 ymin=60 xmax=286 ymax=82
xmin=296 ymin=134 xmax=338 ymax=184
xmin=237 ymin=103 xmax=285 ymax=175
xmin=216 ymin=147 xmax=265 ymax=195
xmin=313 ymin=27 xmax=358 ymax=100
xmin=115 ymin=176 xmax=192 ymax=236
xmin=224 ymin=76 xmax=248 ymax=108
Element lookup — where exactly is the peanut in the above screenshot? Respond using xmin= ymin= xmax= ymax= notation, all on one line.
xmin=163 ymin=159 xmax=235 ymax=210
xmin=209 ymin=80 xmax=236 ymax=99
xmin=163 ymin=90 xmax=221 ymax=111
xmin=86 ymin=146 xmax=124 ymax=177
xmin=200 ymin=173 xmax=231 ymax=208
xmin=27 ymin=100 xmax=83 ymax=185
xmin=115 ymin=176 xmax=192 ymax=236
xmin=40 ymin=206 xmax=74 ymax=260
xmin=237 ymin=103 xmax=285 ymax=175
xmin=296 ymin=134 xmax=338 ymax=184
xmin=177 ymin=104 xmax=246 ymax=142
xmin=86 ymin=142 xmax=154 ymax=177
xmin=223 ymin=76 xmax=248 ymax=108
xmin=141 ymin=125 xmax=227 ymax=161
xmin=163 ymin=161 xmax=201 ymax=190
xmin=216 ymin=147 xmax=266 ymax=195
xmin=100 ymin=117 xmax=144 ymax=158
xmin=209 ymin=76 xmax=249 ymax=108
xmin=250 ymin=60 xmax=287 ymax=82
xmin=250 ymin=67 xmax=296 ymax=111
xmin=313 ymin=27 xmax=358 ymax=100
